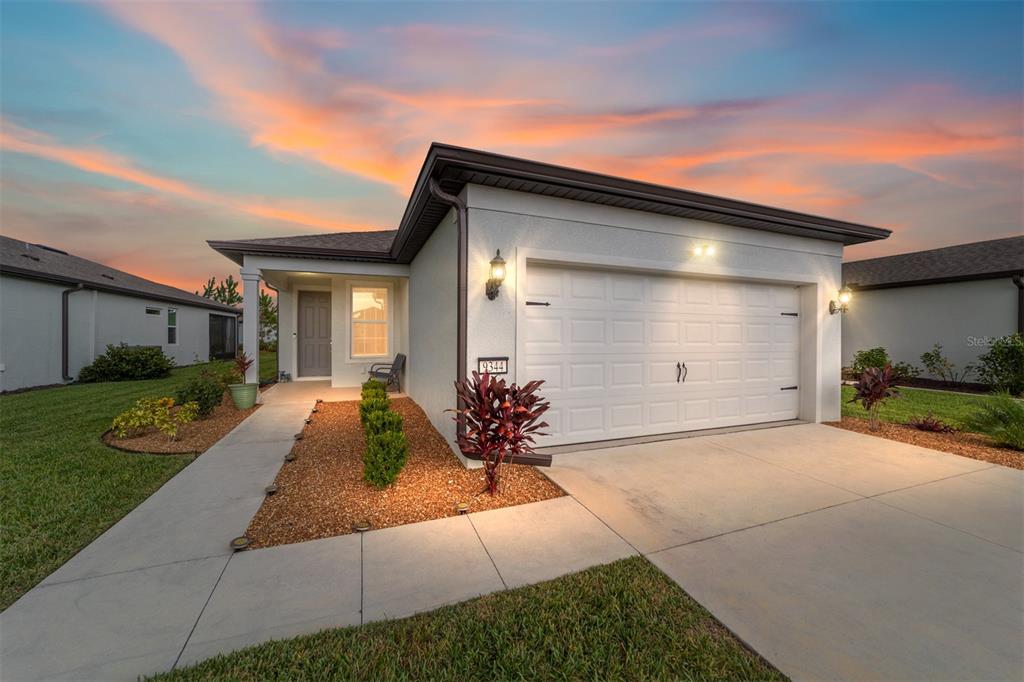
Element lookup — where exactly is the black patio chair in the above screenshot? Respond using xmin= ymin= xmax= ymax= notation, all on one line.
xmin=368 ymin=353 xmax=406 ymax=392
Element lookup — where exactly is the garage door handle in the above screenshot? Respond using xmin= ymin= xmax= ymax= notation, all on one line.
xmin=780 ymin=385 xmax=798 ymax=391
xmin=525 ymin=301 xmax=551 ymax=306
xmin=677 ymin=362 xmax=687 ymax=384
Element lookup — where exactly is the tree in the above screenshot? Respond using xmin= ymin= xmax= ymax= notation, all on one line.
xmin=196 ymin=275 xmax=242 ymax=306
xmin=258 ymin=289 xmax=278 ymax=349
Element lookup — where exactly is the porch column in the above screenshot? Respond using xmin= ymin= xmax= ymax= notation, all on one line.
xmin=241 ymin=268 xmax=261 ymax=385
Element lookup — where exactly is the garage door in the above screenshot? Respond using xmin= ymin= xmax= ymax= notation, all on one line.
xmin=522 ymin=264 xmax=801 ymax=446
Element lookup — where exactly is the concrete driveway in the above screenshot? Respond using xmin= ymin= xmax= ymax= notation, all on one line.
xmin=544 ymin=423 xmax=1024 ymax=681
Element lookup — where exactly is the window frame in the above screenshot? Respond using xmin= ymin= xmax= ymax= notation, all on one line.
xmin=347 ymin=281 xmax=393 ymax=362
xmin=167 ymin=307 xmax=178 ymax=346
xmin=145 ymin=307 xmax=161 ymax=316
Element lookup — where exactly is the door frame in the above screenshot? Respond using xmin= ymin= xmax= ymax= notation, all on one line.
xmin=513 ymin=246 xmax=825 ymax=430
xmin=296 ymin=288 xmax=333 ymax=379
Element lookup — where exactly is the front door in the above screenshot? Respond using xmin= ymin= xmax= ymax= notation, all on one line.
xmin=298 ymin=291 xmax=331 ymax=377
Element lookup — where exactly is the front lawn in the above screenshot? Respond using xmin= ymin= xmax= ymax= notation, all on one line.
xmin=154 ymin=557 xmax=784 ymax=681
xmin=841 ymin=384 xmax=993 ymax=430
xmin=0 ymin=362 xmax=231 ymax=610
xmin=258 ymin=350 xmax=276 ymax=384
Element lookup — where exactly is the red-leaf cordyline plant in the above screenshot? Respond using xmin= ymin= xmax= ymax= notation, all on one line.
xmin=850 ymin=364 xmax=900 ymax=431
xmin=234 ymin=352 xmax=254 ymax=383
xmin=450 ymin=372 xmax=549 ymax=495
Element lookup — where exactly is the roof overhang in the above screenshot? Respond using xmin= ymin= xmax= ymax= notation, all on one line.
xmin=846 ymin=269 xmax=1024 ymax=291
xmin=206 ymin=240 xmax=396 ymax=266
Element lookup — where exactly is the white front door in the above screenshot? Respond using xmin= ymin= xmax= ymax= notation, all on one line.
xmin=522 ymin=264 xmax=801 ymax=446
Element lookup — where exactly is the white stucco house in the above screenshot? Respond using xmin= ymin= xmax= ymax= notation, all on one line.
xmin=842 ymin=236 xmax=1024 ymax=375
xmin=0 ymin=235 xmax=239 ymax=392
xmin=210 ymin=144 xmax=890 ymax=458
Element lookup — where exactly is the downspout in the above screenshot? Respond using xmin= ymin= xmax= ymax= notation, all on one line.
xmin=427 ymin=177 xmax=469 ymax=440
xmin=61 ymin=283 xmax=85 ymax=381
xmin=1014 ymin=275 xmax=1023 ymax=334
xmin=263 ymin=281 xmax=281 ymax=382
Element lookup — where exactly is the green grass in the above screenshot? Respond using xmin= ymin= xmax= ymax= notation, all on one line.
xmin=258 ymin=350 xmax=277 ymax=384
xmin=841 ymin=384 xmax=994 ymax=430
xmin=153 ymin=557 xmax=783 ymax=681
xmin=0 ymin=361 xmax=233 ymax=610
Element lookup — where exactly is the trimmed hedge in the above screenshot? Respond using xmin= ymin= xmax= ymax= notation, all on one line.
xmin=365 ymin=409 xmax=403 ymax=437
xmin=361 ymin=379 xmax=387 ymax=401
xmin=363 ymin=431 xmax=409 ymax=487
xmin=78 ymin=344 xmax=175 ymax=383
xmin=359 ymin=395 xmax=390 ymax=425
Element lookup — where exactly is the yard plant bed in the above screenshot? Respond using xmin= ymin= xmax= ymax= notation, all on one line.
xmin=152 ymin=556 xmax=784 ymax=681
xmin=102 ymin=396 xmax=258 ymax=454
xmin=827 ymin=416 xmax=1022 ymax=470
xmin=245 ymin=397 xmax=564 ymax=548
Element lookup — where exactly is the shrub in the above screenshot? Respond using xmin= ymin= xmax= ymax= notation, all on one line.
xmin=892 ymin=361 xmax=921 ymax=379
xmin=921 ymin=343 xmax=974 ymax=384
xmin=365 ymin=409 xmax=403 ymax=437
xmin=964 ymin=392 xmax=1024 ymax=450
xmin=78 ymin=344 xmax=175 ymax=383
xmin=907 ymin=413 xmax=955 ymax=433
xmin=174 ymin=371 xmax=225 ymax=417
xmin=363 ymin=430 xmax=409 ymax=487
xmin=851 ymin=347 xmax=890 ymax=376
xmin=111 ymin=397 xmax=199 ymax=440
xmin=849 ymin=364 xmax=900 ymax=431
xmin=361 ymin=379 xmax=387 ymax=401
xmin=450 ymin=371 xmax=550 ymax=495
xmin=359 ymin=395 xmax=390 ymax=425
xmin=977 ymin=334 xmax=1024 ymax=396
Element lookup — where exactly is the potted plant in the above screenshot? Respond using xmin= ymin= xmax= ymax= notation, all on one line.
xmin=228 ymin=352 xmax=257 ymax=409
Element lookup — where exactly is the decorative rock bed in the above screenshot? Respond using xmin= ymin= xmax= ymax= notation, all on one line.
xmin=102 ymin=397 xmax=258 ymax=455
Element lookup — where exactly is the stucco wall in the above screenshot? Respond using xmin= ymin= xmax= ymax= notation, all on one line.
xmin=463 ymin=184 xmax=846 ymax=425
xmin=842 ymin=278 xmax=1018 ymax=377
xmin=408 ymin=210 xmax=460 ymax=453
xmin=0 ymin=274 xmax=235 ymax=391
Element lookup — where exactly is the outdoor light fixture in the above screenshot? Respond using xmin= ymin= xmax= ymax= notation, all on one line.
xmin=830 ymin=286 xmax=853 ymax=315
xmin=486 ymin=249 xmax=506 ymax=300
xmin=692 ymin=243 xmax=716 ymax=257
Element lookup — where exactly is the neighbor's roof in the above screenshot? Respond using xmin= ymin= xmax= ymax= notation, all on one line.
xmin=210 ymin=143 xmax=891 ymax=265
xmin=843 ymin=236 xmax=1024 ymax=290
xmin=0 ymin=235 xmax=238 ymax=313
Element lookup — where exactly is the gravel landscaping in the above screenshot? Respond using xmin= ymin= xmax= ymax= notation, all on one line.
xmin=827 ymin=416 xmax=1022 ymax=469
xmin=103 ymin=395 xmax=258 ymax=454
xmin=245 ymin=397 xmax=564 ymax=548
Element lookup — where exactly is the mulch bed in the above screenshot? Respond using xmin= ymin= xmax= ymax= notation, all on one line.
xmin=102 ymin=395 xmax=258 ymax=454
xmin=245 ymin=397 xmax=565 ymax=549
xmin=826 ymin=416 xmax=1022 ymax=470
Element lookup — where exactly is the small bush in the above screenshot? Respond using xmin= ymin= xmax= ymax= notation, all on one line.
xmin=359 ymin=395 xmax=390 ymax=425
xmin=907 ymin=413 xmax=955 ymax=433
xmin=365 ymin=409 xmax=403 ymax=437
xmin=361 ymin=379 xmax=387 ymax=400
xmin=977 ymin=333 xmax=1024 ymax=396
xmin=964 ymin=392 xmax=1024 ymax=450
xmin=892 ymin=361 xmax=921 ymax=379
xmin=921 ymin=343 xmax=974 ymax=384
xmin=174 ymin=371 xmax=225 ymax=418
xmin=849 ymin=364 xmax=900 ymax=431
xmin=851 ymin=347 xmax=890 ymax=376
xmin=78 ymin=344 xmax=175 ymax=383
xmin=363 ymin=430 xmax=409 ymax=487
xmin=111 ymin=397 xmax=199 ymax=440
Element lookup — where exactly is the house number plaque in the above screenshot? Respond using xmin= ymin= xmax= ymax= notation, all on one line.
xmin=477 ymin=357 xmax=509 ymax=375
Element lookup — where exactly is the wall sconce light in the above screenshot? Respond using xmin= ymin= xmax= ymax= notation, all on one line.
xmin=692 ymin=244 xmax=716 ymax=257
xmin=486 ymin=249 xmax=506 ymax=300
xmin=829 ymin=286 xmax=853 ymax=315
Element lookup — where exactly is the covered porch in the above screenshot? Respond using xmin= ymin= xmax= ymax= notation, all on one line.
xmin=238 ymin=256 xmax=410 ymax=391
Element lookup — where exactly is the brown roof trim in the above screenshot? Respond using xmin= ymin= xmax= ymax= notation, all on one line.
xmin=846 ymin=269 xmax=1024 ymax=291
xmin=206 ymin=239 xmax=396 ymax=266
xmin=1 ymin=265 xmax=239 ymax=314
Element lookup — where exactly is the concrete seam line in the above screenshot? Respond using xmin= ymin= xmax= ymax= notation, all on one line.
xmin=467 ymin=515 xmax=507 ymax=590
xmin=566 ymin=495 xmax=642 ymax=557
xmin=38 ymin=552 xmax=236 ymax=590
xmin=870 ymin=496 xmax=1023 ymax=555
xmin=173 ymin=553 xmax=233 ymax=670
xmin=863 ymin=465 xmax=1002 ymax=499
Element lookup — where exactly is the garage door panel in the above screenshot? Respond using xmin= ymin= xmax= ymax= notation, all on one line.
xmin=524 ymin=264 xmax=801 ymax=445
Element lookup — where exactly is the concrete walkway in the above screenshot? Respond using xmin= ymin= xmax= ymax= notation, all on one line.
xmin=0 ymin=383 xmax=633 ymax=680
xmin=545 ymin=423 xmax=1024 ymax=681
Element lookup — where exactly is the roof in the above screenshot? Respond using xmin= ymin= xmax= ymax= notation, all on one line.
xmin=0 ymin=235 xmax=238 ymax=313
xmin=209 ymin=230 xmax=397 ymax=266
xmin=210 ymin=142 xmax=891 ymax=265
xmin=843 ymin=236 xmax=1024 ymax=290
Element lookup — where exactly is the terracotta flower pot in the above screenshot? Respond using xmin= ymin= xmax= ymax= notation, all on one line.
xmin=228 ymin=383 xmax=258 ymax=409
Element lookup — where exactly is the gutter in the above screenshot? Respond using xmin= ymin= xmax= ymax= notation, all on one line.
xmin=262 ymin=281 xmax=282 ymax=381
xmin=427 ymin=177 xmax=469 ymax=443
xmin=1014 ymin=275 xmax=1024 ymax=334
xmin=61 ymin=284 xmax=85 ymax=381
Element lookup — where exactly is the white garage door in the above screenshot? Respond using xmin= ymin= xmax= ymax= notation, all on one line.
xmin=523 ymin=264 xmax=801 ymax=446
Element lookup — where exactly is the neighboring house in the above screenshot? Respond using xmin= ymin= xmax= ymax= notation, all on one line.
xmin=0 ymin=235 xmax=239 ymax=392
xmin=210 ymin=143 xmax=890 ymax=455
xmin=842 ymin=237 xmax=1024 ymax=375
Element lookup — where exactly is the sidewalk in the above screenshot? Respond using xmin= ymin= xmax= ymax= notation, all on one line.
xmin=0 ymin=383 xmax=633 ymax=680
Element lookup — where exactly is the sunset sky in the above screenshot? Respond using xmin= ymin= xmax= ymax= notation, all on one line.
xmin=2 ymin=1 xmax=1021 ymax=293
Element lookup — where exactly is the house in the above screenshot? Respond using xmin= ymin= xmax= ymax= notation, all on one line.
xmin=0 ymin=235 xmax=239 ymax=392
xmin=842 ymin=236 xmax=1024 ymax=375
xmin=209 ymin=143 xmax=890 ymax=456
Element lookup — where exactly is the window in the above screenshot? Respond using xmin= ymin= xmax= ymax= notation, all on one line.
xmin=167 ymin=308 xmax=177 ymax=345
xmin=145 ymin=307 xmax=160 ymax=315
xmin=351 ymin=287 xmax=388 ymax=357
